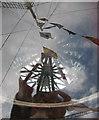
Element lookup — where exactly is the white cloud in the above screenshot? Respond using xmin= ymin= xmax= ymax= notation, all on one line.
xmin=89 ymin=86 xmax=97 ymax=94
xmin=65 ymin=66 xmax=87 ymax=93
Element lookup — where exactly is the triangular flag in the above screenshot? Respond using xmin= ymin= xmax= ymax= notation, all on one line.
xmin=58 ymin=67 xmax=66 ymax=80
xmin=43 ymin=25 xmax=56 ymax=29
xmin=24 ymin=0 xmax=37 ymax=20
xmin=37 ymin=22 xmax=45 ymax=31
xmin=63 ymin=28 xmax=76 ymax=35
xmin=82 ymin=36 xmax=99 ymax=46
xmin=24 ymin=0 xmax=32 ymax=9
xmin=43 ymin=46 xmax=58 ymax=59
xmin=50 ymin=23 xmax=63 ymax=29
xmin=39 ymin=32 xmax=52 ymax=39
xmin=39 ymin=17 xmax=48 ymax=21
xmin=37 ymin=22 xmax=45 ymax=28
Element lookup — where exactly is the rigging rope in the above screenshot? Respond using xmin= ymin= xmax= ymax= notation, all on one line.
xmin=0 ymin=25 xmax=33 ymax=87
xmin=0 ymin=26 xmax=39 ymax=36
xmin=47 ymin=2 xmax=52 ymax=19
xmin=0 ymin=92 xmax=98 ymax=111
xmin=34 ymin=3 xmax=39 ymax=19
xmin=1 ymin=5 xmax=97 ymax=37
xmin=53 ymin=7 xmax=98 ymax=16
xmin=43 ymin=2 xmax=59 ymax=28
xmin=66 ymin=111 xmax=93 ymax=118
xmin=6 ymin=8 xmax=37 ymax=27
xmin=49 ymin=3 xmax=59 ymax=18
xmin=0 ymin=10 xmax=27 ymax=50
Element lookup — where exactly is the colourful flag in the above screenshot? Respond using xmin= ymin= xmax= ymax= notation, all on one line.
xmin=63 ymin=28 xmax=76 ymax=35
xmin=40 ymin=32 xmax=52 ymax=39
xmin=50 ymin=23 xmax=63 ymax=29
xmin=37 ymin=22 xmax=45 ymax=27
xmin=39 ymin=17 xmax=48 ymax=21
xmin=58 ymin=67 xmax=66 ymax=80
xmin=43 ymin=46 xmax=58 ymax=59
xmin=82 ymin=36 xmax=99 ymax=46
xmin=37 ymin=22 xmax=45 ymax=31
xmin=24 ymin=0 xmax=36 ymax=20
xmin=43 ymin=25 xmax=56 ymax=29
xmin=24 ymin=0 xmax=32 ymax=8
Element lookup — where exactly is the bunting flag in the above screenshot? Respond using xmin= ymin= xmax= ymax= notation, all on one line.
xmin=37 ymin=18 xmax=99 ymax=46
xmin=24 ymin=0 xmax=37 ymax=20
xmin=43 ymin=46 xmax=58 ymax=59
xmin=81 ymin=36 xmax=99 ymax=46
xmin=57 ymin=67 xmax=67 ymax=80
xmin=39 ymin=17 xmax=48 ymax=21
xmin=24 ymin=1 xmax=99 ymax=46
xmin=43 ymin=25 xmax=56 ymax=29
xmin=50 ymin=23 xmax=63 ymax=29
xmin=25 ymin=0 xmax=45 ymax=31
xmin=37 ymin=22 xmax=45 ymax=28
xmin=40 ymin=32 xmax=52 ymax=39
xmin=63 ymin=27 xmax=99 ymax=46
xmin=37 ymin=22 xmax=45 ymax=31
xmin=24 ymin=0 xmax=32 ymax=9
xmin=63 ymin=28 xmax=76 ymax=35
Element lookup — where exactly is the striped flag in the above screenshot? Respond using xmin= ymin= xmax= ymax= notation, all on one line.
xmin=24 ymin=0 xmax=32 ymax=8
xmin=82 ymin=36 xmax=99 ymax=46
xmin=50 ymin=23 xmax=63 ymax=29
xmin=63 ymin=28 xmax=76 ymax=35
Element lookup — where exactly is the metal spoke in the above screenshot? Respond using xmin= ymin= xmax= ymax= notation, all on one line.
xmin=40 ymin=76 xmax=46 ymax=92
xmin=20 ymin=75 xmax=27 ymax=77
xmin=31 ymin=73 xmax=41 ymax=78
xmin=53 ymin=74 xmax=62 ymax=80
xmin=46 ymin=75 xmax=51 ymax=92
xmin=20 ymin=70 xmax=30 ymax=73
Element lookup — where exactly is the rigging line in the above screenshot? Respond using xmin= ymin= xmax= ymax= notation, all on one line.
xmin=38 ymin=2 xmax=49 ymax=6
xmin=42 ymin=7 xmax=97 ymax=29
xmin=34 ymin=3 xmax=39 ymax=19
xmin=41 ymin=2 xmax=52 ymax=28
xmin=66 ymin=111 xmax=92 ymax=118
xmin=0 ymin=26 xmax=33 ymax=87
xmin=0 ymin=25 xmax=39 ymax=36
xmin=43 ymin=2 xmax=59 ymax=27
xmin=0 ymin=2 xmax=49 ymax=9
xmin=0 ymin=10 xmax=27 ymax=50
xmin=48 ymin=2 xmax=59 ymax=19
xmin=33 ymin=2 xmax=50 ymax=19
xmin=1 ymin=29 xmax=30 ymax=36
xmin=47 ymin=2 xmax=52 ymax=19
xmin=53 ymin=7 xmax=98 ymax=16
xmin=70 ymin=110 xmax=96 ymax=118
xmin=31 ymin=2 xmax=49 ymax=8
xmin=5 ymin=8 xmax=37 ymax=28
xmin=71 ymin=111 xmax=94 ymax=118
